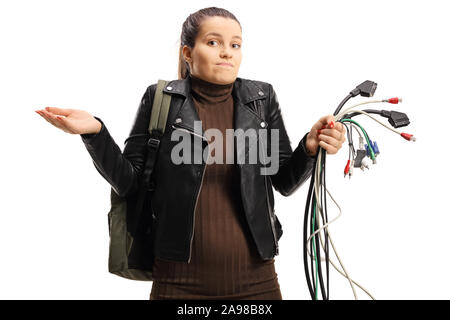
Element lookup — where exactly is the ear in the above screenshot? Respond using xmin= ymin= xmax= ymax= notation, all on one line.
xmin=182 ymin=45 xmax=192 ymax=63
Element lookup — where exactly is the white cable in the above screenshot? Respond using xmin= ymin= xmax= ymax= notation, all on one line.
xmin=306 ymin=181 xmax=342 ymax=257
xmin=335 ymin=99 xmax=384 ymax=120
xmin=320 ymin=234 xmax=376 ymax=300
xmin=309 ymin=184 xmax=376 ymax=300
xmin=311 ymin=153 xmax=358 ymax=299
xmin=308 ymin=143 xmax=376 ymax=300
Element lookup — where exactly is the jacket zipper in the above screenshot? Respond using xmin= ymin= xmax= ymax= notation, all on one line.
xmin=171 ymin=123 xmax=206 ymax=141
xmin=171 ymin=122 xmax=209 ymax=263
xmin=264 ymin=174 xmax=279 ymax=256
xmin=257 ymin=100 xmax=263 ymax=119
xmin=255 ymin=100 xmax=279 ymax=256
xmin=260 ymin=138 xmax=279 ymax=256
xmin=188 ymin=147 xmax=209 ymax=263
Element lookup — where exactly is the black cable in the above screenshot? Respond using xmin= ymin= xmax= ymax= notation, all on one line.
xmin=334 ymin=80 xmax=377 ymax=116
xmin=318 ymin=148 xmax=330 ymax=300
xmin=303 ymin=160 xmax=316 ymax=299
xmin=333 ymin=94 xmax=353 ymax=116
xmin=316 ymin=153 xmax=327 ymax=300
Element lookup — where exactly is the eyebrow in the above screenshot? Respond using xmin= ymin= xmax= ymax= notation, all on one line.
xmin=203 ymin=32 xmax=242 ymax=41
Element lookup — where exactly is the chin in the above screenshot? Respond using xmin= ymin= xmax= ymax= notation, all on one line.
xmin=213 ymin=73 xmax=237 ymax=85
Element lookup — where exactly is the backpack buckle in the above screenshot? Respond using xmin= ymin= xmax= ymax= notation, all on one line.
xmin=147 ymin=129 xmax=163 ymax=149
xmin=147 ymin=137 xmax=160 ymax=149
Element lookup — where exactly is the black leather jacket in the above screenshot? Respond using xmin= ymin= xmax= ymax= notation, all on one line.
xmin=80 ymin=76 xmax=315 ymax=263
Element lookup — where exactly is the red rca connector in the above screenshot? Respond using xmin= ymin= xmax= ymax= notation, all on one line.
xmin=388 ymin=97 xmax=402 ymax=104
xmin=401 ymin=132 xmax=416 ymax=142
xmin=344 ymin=160 xmax=350 ymax=177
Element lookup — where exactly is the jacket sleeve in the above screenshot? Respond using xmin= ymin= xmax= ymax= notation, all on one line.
xmin=267 ymin=84 xmax=316 ymax=197
xmin=80 ymin=86 xmax=154 ymax=197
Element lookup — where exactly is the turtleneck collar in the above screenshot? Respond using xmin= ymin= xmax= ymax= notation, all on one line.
xmin=189 ymin=73 xmax=234 ymax=104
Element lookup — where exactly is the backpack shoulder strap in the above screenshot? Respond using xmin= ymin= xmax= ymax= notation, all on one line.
xmin=132 ymin=80 xmax=171 ymax=236
xmin=142 ymin=79 xmax=171 ymax=190
xmin=149 ymin=80 xmax=172 ymax=136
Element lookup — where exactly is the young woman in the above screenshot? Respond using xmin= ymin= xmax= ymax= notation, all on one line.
xmin=35 ymin=7 xmax=346 ymax=300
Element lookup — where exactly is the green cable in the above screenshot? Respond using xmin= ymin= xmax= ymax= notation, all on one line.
xmin=340 ymin=118 xmax=375 ymax=160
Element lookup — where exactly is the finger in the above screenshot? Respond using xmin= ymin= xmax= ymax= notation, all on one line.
xmin=37 ymin=110 xmax=53 ymax=122
xmin=318 ymin=133 xmax=340 ymax=148
xmin=318 ymin=114 xmax=335 ymax=128
xmin=315 ymin=115 xmax=336 ymax=135
xmin=45 ymin=106 xmax=71 ymax=116
xmin=319 ymin=128 xmax=344 ymax=142
xmin=317 ymin=124 xmax=327 ymax=135
xmin=41 ymin=109 xmax=64 ymax=129
xmin=37 ymin=111 xmax=53 ymax=124
xmin=319 ymin=140 xmax=338 ymax=155
xmin=334 ymin=121 xmax=345 ymax=133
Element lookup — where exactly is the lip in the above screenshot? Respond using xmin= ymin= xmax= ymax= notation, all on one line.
xmin=217 ymin=63 xmax=233 ymax=67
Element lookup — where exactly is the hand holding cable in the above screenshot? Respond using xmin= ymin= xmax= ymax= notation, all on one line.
xmin=305 ymin=114 xmax=346 ymax=156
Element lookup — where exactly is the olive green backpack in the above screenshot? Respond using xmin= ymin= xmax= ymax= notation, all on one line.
xmin=107 ymin=80 xmax=171 ymax=281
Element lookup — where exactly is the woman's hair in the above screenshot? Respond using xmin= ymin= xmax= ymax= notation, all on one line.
xmin=178 ymin=7 xmax=241 ymax=80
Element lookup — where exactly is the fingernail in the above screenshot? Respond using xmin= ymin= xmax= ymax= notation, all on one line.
xmin=318 ymin=129 xmax=321 ymax=134
xmin=329 ymin=121 xmax=334 ymax=128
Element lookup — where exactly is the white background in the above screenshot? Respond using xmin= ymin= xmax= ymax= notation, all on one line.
xmin=1 ymin=0 xmax=448 ymax=299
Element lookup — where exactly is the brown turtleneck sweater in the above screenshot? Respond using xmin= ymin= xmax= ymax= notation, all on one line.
xmin=149 ymin=74 xmax=282 ymax=300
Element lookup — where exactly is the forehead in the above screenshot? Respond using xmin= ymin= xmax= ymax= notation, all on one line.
xmin=197 ymin=16 xmax=242 ymax=40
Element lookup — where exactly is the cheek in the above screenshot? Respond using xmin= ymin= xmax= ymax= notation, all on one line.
xmin=234 ymin=53 xmax=242 ymax=66
xmin=201 ymin=52 xmax=218 ymax=70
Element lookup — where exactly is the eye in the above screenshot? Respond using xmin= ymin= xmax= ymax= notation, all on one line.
xmin=208 ymin=40 xmax=218 ymax=46
xmin=232 ymin=43 xmax=241 ymax=49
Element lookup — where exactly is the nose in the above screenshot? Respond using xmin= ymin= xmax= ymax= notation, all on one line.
xmin=220 ymin=45 xmax=233 ymax=59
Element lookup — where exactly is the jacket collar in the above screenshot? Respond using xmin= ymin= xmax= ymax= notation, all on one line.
xmin=161 ymin=76 xmax=269 ymax=163
xmin=162 ymin=76 xmax=267 ymax=104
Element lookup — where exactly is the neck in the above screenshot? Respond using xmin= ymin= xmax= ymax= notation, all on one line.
xmin=189 ymin=74 xmax=234 ymax=104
